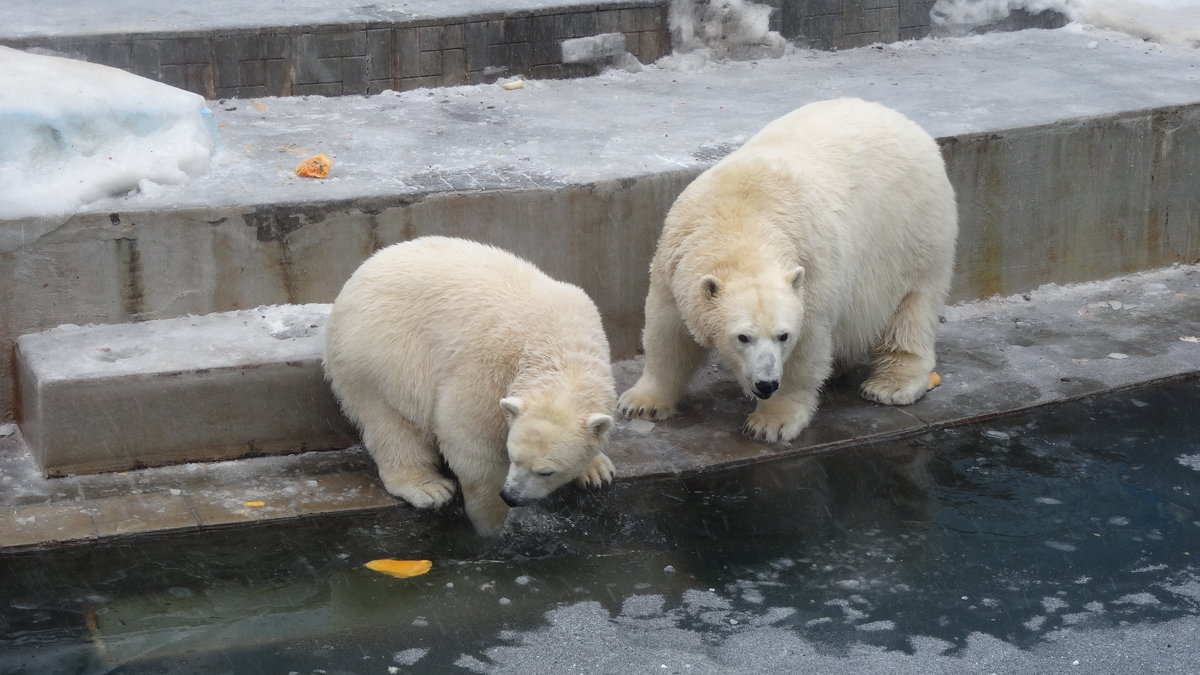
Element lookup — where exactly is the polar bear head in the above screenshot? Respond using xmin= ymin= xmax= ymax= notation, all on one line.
xmin=691 ymin=265 xmax=806 ymax=400
xmin=497 ymin=396 xmax=613 ymax=507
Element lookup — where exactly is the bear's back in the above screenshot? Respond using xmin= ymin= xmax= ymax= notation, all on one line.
xmin=327 ymin=236 xmax=604 ymax=377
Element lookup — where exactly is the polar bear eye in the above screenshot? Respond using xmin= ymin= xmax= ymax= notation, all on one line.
xmin=535 ymin=469 xmax=556 ymax=477
xmin=737 ymin=334 xmax=750 ymax=344
xmin=778 ymin=332 xmax=789 ymax=342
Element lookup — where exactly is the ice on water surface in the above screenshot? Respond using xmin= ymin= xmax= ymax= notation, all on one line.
xmin=0 ymin=46 xmax=217 ymax=220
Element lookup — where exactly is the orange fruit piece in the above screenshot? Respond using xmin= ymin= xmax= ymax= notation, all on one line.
xmin=242 ymin=500 xmax=266 ymax=507
xmin=294 ymin=153 xmax=332 ymax=178
xmin=365 ymin=559 xmax=433 ymax=578
xmin=927 ymin=371 xmax=941 ymax=390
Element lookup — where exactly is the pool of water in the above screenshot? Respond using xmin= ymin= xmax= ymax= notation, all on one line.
xmin=3 ymin=377 xmax=1200 ymax=674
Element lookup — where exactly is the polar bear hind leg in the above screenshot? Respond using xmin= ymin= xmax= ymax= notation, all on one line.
xmin=861 ymin=289 xmax=940 ymax=406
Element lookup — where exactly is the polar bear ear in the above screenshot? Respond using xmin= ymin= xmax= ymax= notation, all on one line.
xmin=500 ymin=397 xmax=524 ymax=420
xmin=586 ymin=413 xmax=613 ymax=437
xmin=786 ymin=266 xmax=805 ymax=292
xmin=700 ymin=274 xmax=722 ymax=300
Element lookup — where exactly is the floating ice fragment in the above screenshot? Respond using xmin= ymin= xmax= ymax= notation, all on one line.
xmin=982 ymin=429 xmax=1011 ymax=441
xmin=1130 ymin=399 xmax=1149 ymax=408
xmin=1107 ymin=516 xmax=1131 ymax=526
xmin=626 ymin=419 xmax=656 ymax=434
xmin=499 ymin=597 xmax=511 ymax=605
xmin=0 ymin=423 xmax=16 ymax=438
xmin=663 ymin=565 xmax=677 ymax=574
xmin=515 ymin=575 xmax=531 ymax=585
xmin=1176 ymin=454 xmax=1200 ymax=471
xmin=1181 ymin=336 xmax=1200 ymax=343
xmin=1035 ymin=497 xmax=1063 ymax=505
xmin=1107 ymin=352 xmax=1128 ymax=359
xmin=1045 ymin=540 xmax=1078 ymax=552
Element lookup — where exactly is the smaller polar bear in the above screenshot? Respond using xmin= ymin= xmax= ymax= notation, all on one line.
xmin=324 ymin=237 xmax=616 ymax=536
xmin=618 ymin=98 xmax=958 ymax=442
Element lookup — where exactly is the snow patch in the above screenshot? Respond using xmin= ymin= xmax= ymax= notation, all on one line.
xmin=668 ymin=0 xmax=787 ymax=61
xmin=0 ymin=46 xmax=217 ymax=220
xmin=932 ymin=0 xmax=1200 ymax=47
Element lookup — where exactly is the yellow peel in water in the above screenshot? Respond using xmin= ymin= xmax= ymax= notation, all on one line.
xmin=927 ymin=371 xmax=941 ymax=390
xmin=365 ymin=559 xmax=432 ymax=578
xmin=243 ymin=500 xmax=266 ymax=507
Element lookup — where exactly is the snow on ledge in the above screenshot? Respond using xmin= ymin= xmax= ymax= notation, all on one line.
xmin=0 ymin=46 xmax=217 ymax=220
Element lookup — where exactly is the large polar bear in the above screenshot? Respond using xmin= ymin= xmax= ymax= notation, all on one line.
xmin=324 ymin=237 xmax=617 ymax=536
xmin=618 ymin=98 xmax=958 ymax=442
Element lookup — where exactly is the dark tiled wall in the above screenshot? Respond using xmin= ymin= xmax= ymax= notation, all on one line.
xmin=5 ymin=5 xmax=668 ymax=99
xmin=779 ymin=0 xmax=937 ymax=51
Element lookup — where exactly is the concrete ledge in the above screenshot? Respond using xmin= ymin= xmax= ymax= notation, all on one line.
xmin=14 ymin=264 xmax=1200 ymax=479
xmin=17 ymin=305 xmax=354 ymax=476
xmin=3 ymin=263 xmax=1198 ymax=547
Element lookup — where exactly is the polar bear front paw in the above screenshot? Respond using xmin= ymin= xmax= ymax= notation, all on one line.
xmin=617 ymin=381 xmax=678 ymax=421
xmin=577 ymin=453 xmax=616 ymax=488
xmin=743 ymin=402 xmax=812 ymax=443
xmin=380 ymin=473 xmax=457 ymax=509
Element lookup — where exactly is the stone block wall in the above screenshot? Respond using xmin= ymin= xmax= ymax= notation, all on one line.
xmin=1 ymin=5 xmax=669 ymax=99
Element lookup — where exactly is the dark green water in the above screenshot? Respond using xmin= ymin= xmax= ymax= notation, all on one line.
xmin=3 ymin=378 xmax=1199 ymax=674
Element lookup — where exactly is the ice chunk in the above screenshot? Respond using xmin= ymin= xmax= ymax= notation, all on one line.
xmin=626 ymin=419 xmax=657 ymax=434
xmin=561 ymin=33 xmax=627 ymax=64
xmin=0 ymin=46 xmax=217 ymax=220
xmin=669 ymin=0 xmax=787 ymax=60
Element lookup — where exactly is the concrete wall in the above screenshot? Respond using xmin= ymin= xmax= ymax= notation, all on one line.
xmin=1 ymin=5 xmax=669 ymax=98
xmin=2 ymin=104 xmax=1198 ymax=420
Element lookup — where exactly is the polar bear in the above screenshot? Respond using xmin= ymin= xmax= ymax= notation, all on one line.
xmin=618 ymin=98 xmax=957 ymax=442
xmin=324 ymin=237 xmax=617 ymax=536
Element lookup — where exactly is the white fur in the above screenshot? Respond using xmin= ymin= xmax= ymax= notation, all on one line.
xmin=324 ymin=237 xmax=616 ymax=536
xmin=618 ymin=98 xmax=958 ymax=442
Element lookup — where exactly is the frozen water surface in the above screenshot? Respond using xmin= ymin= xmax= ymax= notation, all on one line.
xmin=1 ymin=378 xmax=1199 ymax=673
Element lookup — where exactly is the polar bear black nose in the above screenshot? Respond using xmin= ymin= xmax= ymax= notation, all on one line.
xmin=753 ymin=380 xmax=779 ymax=399
xmin=500 ymin=488 xmax=530 ymax=507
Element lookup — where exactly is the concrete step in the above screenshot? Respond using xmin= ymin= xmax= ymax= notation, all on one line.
xmin=17 ymin=305 xmax=353 ymax=476
xmin=5 ymin=263 xmax=1200 ymax=537
xmin=3 ymin=27 xmax=1200 ymax=423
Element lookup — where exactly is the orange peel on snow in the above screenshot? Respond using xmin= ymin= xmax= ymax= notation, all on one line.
xmin=294 ymin=153 xmax=332 ymax=178
xmin=927 ymin=371 xmax=941 ymax=390
xmin=365 ymin=559 xmax=433 ymax=578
